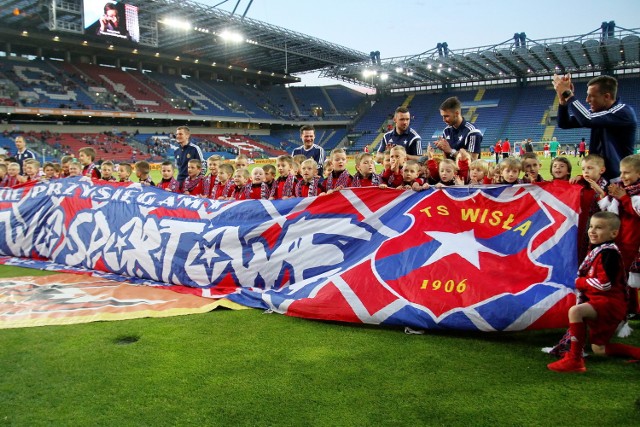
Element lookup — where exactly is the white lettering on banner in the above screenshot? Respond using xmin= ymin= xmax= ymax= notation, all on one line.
xmin=158 ymin=219 xmax=207 ymax=285
xmin=0 ymin=188 xmax=23 ymax=202
xmin=0 ymin=197 xmax=48 ymax=257
xmin=33 ymin=208 xmax=65 ymax=258
xmin=61 ymin=211 xmax=111 ymax=268
xmin=184 ymin=216 xmax=375 ymax=289
xmin=102 ymin=216 xmax=163 ymax=281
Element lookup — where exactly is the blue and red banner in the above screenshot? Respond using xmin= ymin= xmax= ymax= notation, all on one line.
xmin=0 ymin=178 xmax=581 ymax=331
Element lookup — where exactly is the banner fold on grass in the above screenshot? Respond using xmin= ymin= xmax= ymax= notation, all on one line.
xmin=0 ymin=178 xmax=581 ymax=331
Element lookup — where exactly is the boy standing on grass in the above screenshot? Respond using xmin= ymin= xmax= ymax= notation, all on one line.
xmin=269 ymin=155 xmax=296 ymax=200
xmin=117 ymin=163 xmax=132 ymax=182
xmin=230 ymin=168 xmax=251 ymax=200
xmin=182 ymin=159 xmax=204 ymax=196
xmin=23 ymin=159 xmax=41 ymax=182
xmin=211 ymin=163 xmax=235 ymax=200
xmin=157 ymin=161 xmax=180 ymax=192
xmin=380 ymin=146 xmax=406 ymax=188
xmin=203 ymin=155 xmax=221 ymax=199
xmin=100 ymin=161 xmax=116 ymax=182
xmin=521 ymin=153 xmax=545 ymax=183
xmin=548 ymin=212 xmax=640 ymax=373
xmin=134 ymin=161 xmax=155 ymax=186
xmin=599 ymin=154 xmax=640 ymax=315
xmin=249 ymin=167 xmax=270 ymax=200
xmin=294 ymin=159 xmax=323 ymax=197
xmin=263 ymin=164 xmax=277 ymax=195
xmin=78 ymin=147 xmax=101 ymax=179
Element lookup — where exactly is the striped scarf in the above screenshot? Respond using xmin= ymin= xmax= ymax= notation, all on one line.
xmin=352 ymin=172 xmax=380 ymax=188
xmin=157 ymin=177 xmax=180 ymax=192
xmin=83 ymin=163 xmax=99 ymax=179
xmin=5 ymin=175 xmax=20 ymax=187
xmin=270 ymin=174 xmax=296 ymax=199
xmin=233 ymin=184 xmax=252 ymax=200
xmin=212 ymin=179 xmax=234 ymax=199
xmin=203 ymin=174 xmax=217 ymax=198
xmin=139 ymin=176 xmax=155 ymax=186
xmin=579 ymin=242 xmax=620 ymax=277
xmin=326 ymin=169 xmax=351 ymax=190
xmin=295 ymin=177 xmax=321 ymax=197
xmin=622 ymin=180 xmax=640 ymax=197
xmin=182 ymin=175 xmax=202 ymax=193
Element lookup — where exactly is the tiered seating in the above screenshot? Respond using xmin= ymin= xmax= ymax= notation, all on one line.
xmin=324 ymin=85 xmax=366 ymax=115
xmin=192 ymin=134 xmax=286 ymax=158
xmin=351 ymin=95 xmax=408 ymax=150
xmin=261 ymin=86 xmax=297 ymax=119
xmin=201 ymin=80 xmax=276 ymax=120
xmin=0 ymin=57 xmax=107 ymax=110
xmin=74 ymin=63 xmax=188 ymax=114
xmin=45 ymin=133 xmax=150 ymax=162
xmin=289 ymin=87 xmax=334 ymax=118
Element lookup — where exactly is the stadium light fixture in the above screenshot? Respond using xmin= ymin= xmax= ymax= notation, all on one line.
xmin=219 ymin=30 xmax=244 ymax=43
xmin=395 ymin=67 xmax=403 ymax=73
xmin=21 ymin=31 xmax=28 ymax=36
xmin=160 ymin=18 xmax=191 ymax=30
xmin=380 ymin=73 xmax=388 ymax=81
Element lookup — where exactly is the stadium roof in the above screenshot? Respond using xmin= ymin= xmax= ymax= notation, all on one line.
xmin=1 ymin=2 xmax=639 ymax=90
xmin=0 ymin=0 xmax=368 ymax=78
xmin=320 ymin=26 xmax=640 ymax=90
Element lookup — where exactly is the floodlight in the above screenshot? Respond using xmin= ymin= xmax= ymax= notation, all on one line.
xmin=160 ymin=18 xmax=192 ymax=30
xmin=219 ymin=30 xmax=244 ymax=43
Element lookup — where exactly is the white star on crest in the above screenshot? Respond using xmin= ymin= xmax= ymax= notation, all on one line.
xmin=423 ymin=230 xmax=505 ymax=269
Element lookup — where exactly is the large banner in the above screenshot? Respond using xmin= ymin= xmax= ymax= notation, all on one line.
xmin=0 ymin=273 xmax=244 ymax=329
xmin=0 ymin=178 xmax=581 ymax=331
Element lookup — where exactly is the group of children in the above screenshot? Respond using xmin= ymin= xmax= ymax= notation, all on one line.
xmin=2 ymin=139 xmax=640 ymax=373
xmin=0 ymin=147 xmax=152 ymax=187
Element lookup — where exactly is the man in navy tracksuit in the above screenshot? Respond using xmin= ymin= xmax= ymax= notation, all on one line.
xmin=554 ymin=74 xmax=637 ymax=181
xmin=174 ymin=125 xmax=206 ymax=186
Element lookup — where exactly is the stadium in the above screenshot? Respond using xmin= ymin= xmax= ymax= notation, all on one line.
xmin=1 ymin=0 xmax=639 ymax=425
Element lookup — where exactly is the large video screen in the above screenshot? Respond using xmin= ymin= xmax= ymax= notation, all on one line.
xmin=83 ymin=0 xmax=140 ymax=43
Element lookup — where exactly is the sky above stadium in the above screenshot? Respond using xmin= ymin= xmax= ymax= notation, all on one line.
xmin=198 ymin=0 xmax=640 ymax=90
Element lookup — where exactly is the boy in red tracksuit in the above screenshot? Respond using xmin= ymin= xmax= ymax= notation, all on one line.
xmin=294 ymin=159 xmax=323 ymax=197
xmin=547 ymin=212 xmax=640 ymax=373
xmin=321 ymin=148 xmax=352 ymax=194
xmin=249 ymin=167 xmax=270 ymax=200
xmin=351 ymin=152 xmax=380 ymax=188
xmin=202 ymin=155 xmax=221 ymax=199
xmin=598 ymin=155 xmax=640 ymax=314
xmin=157 ymin=161 xmax=180 ymax=192
xmin=230 ymin=168 xmax=251 ymax=200
xmin=211 ymin=163 xmax=235 ymax=200
xmin=269 ymin=155 xmax=297 ymax=200
xmin=78 ymin=147 xmax=101 ymax=180
xmin=380 ymin=146 xmax=405 ymax=189
xmin=181 ymin=159 xmax=204 ymax=196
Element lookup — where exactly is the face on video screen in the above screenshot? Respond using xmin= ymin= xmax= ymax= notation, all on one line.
xmin=83 ymin=0 xmax=139 ymax=43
